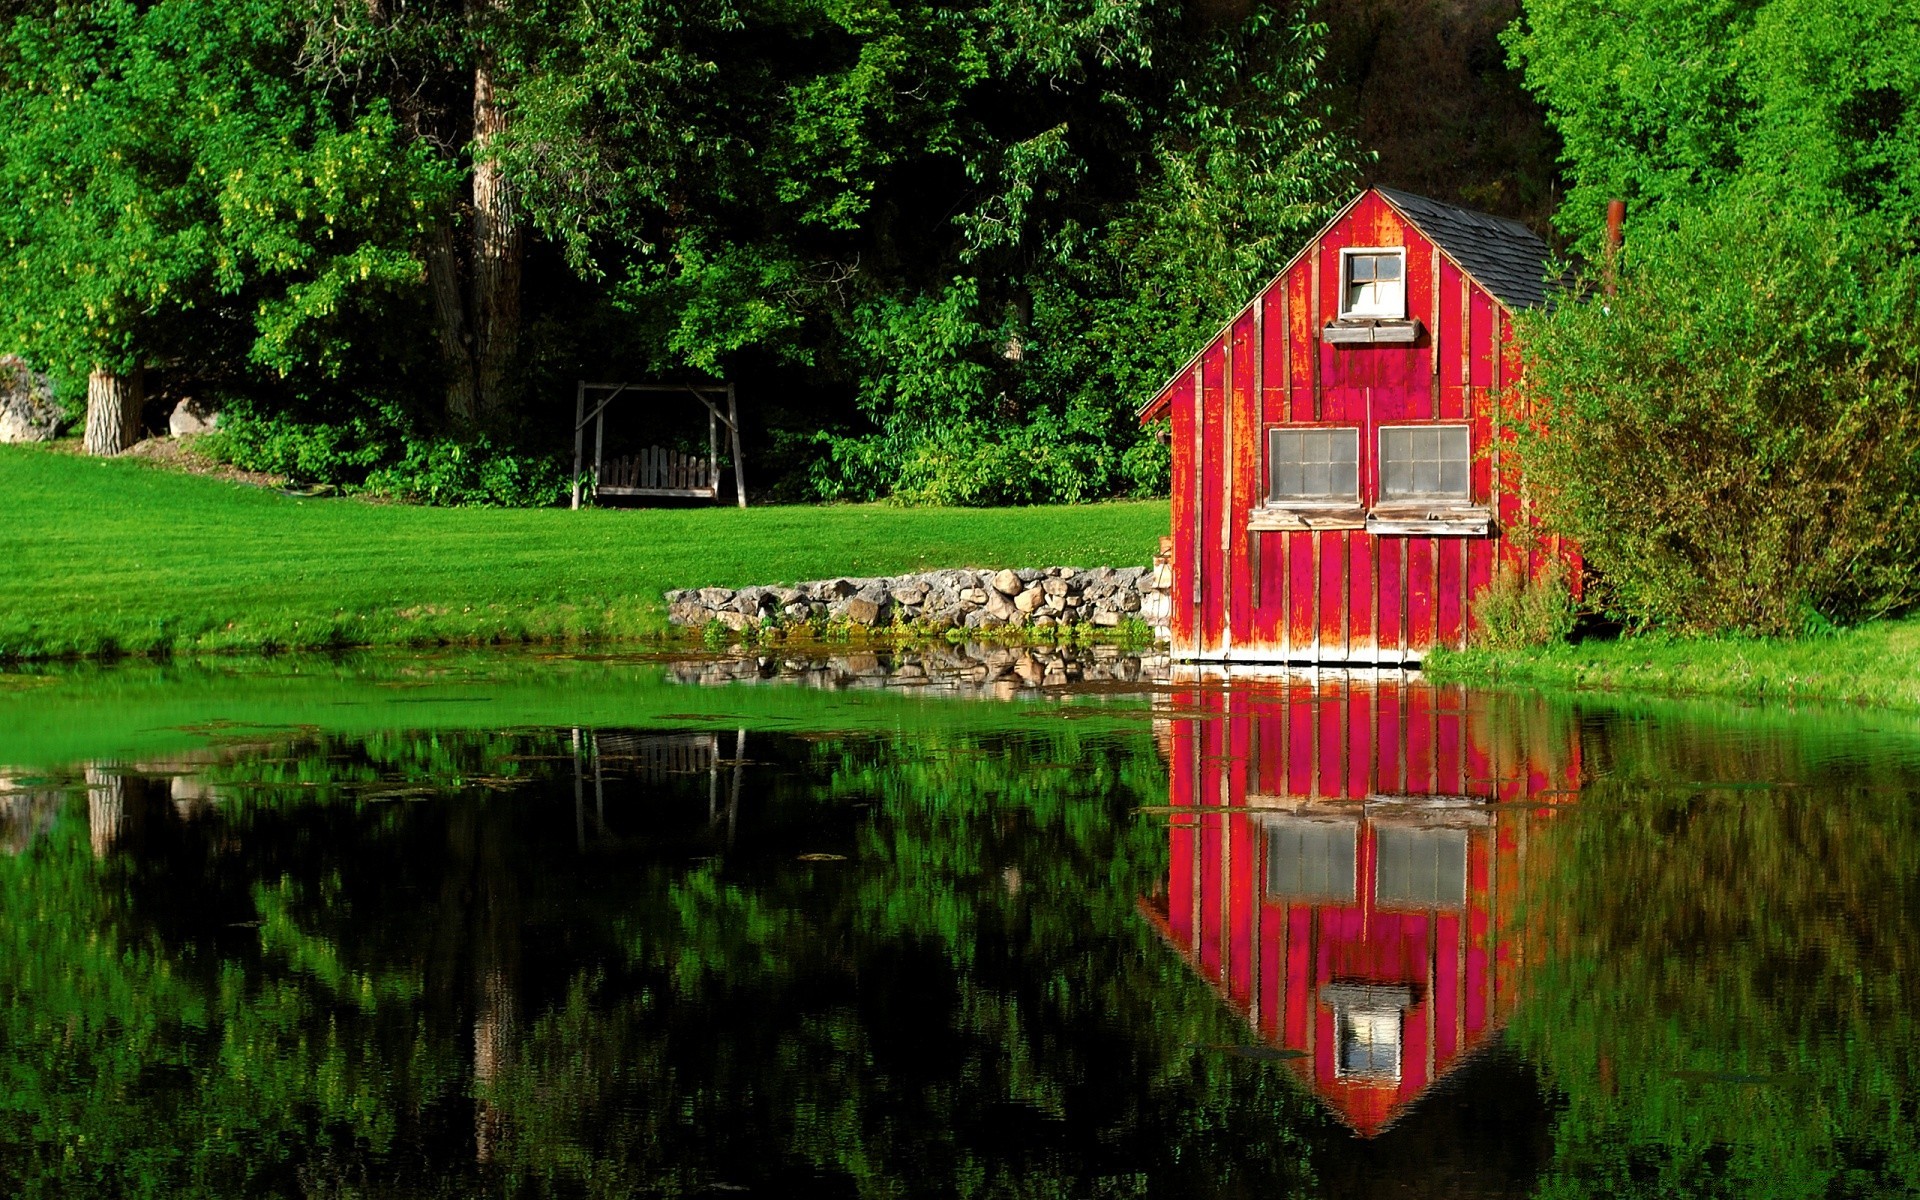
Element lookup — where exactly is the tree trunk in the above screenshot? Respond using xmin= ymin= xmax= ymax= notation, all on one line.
xmin=468 ymin=10 xmax=522 ymax=419
xmin=426 ymin=226 xmax=479 ymax=421
xmin=83 ymin=367 xmax=144 ymax=456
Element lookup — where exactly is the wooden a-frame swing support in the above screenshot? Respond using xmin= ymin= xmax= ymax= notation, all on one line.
xmin=570 ymin=380 xmax=746 ymax=509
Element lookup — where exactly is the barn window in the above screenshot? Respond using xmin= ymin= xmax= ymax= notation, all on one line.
xmin=1379 ymin=425 xmax=1471 ymax=501
xmin=1339 ymin=248 xmax=1406 ymax=319
xmin=1268 ymin=427 xmax=1360 ymax=503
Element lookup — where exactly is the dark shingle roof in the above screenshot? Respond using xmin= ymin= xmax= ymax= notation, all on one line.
xmin=1376 ymin=187 xmax=1551 ymax=310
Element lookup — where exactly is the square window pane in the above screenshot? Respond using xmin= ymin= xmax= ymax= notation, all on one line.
xmin=1381 ymin=425 xmax=1471 ymax=500
xmin=1375 ymin=254 xmax=1402 ymax=282
xmin=1350 ymin=256 xmax=1375 ymax=283
xmin=1270 ymin=428 xmax=1358 ymax=501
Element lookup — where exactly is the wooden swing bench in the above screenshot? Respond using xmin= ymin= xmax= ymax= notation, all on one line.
xmin=596 ymin=446 xmax=719 ymax=499
xmin=571 ymin=380 xmax=746 ymax=508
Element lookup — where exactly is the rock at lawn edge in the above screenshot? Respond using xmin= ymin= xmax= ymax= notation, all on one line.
xmin=0 ymin=356 xmax=62 ymax=444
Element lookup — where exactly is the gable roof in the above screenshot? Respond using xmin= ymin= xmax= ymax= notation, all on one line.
xmin=1136 ymin=187 xmax=1552 ymax=423
xmin=1375 ymin=187 xmax=1551 ymax=312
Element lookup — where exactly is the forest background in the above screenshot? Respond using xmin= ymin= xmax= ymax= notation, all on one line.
xmin=1 ymin=0 xmax=1917 ymax=635
xmin=0 ymin=0 xmax=1554 ymax=507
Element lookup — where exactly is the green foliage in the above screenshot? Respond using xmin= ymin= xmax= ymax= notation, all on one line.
xmin=0 ymin=0 xmax=450 ymax=390
xmin=1469 ymin=559 xmax=1577 ymax=649
xmin=1509 ymin=198 xmax=1920 ymax=635
xmin=510 ymin=0 xmax=1357 ymax=505
xmin=204 ymin=403 xmax=569 ymax=506
xmin=1507 ymin=0 xmax=1920 ymax=254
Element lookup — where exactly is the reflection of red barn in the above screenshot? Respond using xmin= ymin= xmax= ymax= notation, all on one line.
xmin=1143 ymin=675 xmax=1579 ymax=1136
xmin=1137 ymin=187 xmax=1579 ymax=663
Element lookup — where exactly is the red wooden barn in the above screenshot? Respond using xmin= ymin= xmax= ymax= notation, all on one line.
xmin=1142 ymin=675 xmax=1580 ymax=1136
xmin=1138 ymin=187 xmax=1577 ymax=663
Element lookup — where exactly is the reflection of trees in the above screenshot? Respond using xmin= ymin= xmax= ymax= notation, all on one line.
xmin=0 ymin=724 xmax=1330 ymax=1197
xmin=1514 ymin=707 xmax=1920 ymax=1199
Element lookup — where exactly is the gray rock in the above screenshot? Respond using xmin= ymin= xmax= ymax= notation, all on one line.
xmin=829 ymin=578 xmax=859 ymax=597
xmin=698 ymin=587 xmax=733 ymax=607
xmin=1091 ymin=609 xmax=1123 ymax=627
xmin=845 ymin=597 xmax=883 ymax=625
xmin=167 ymin=397 xmax=219 ymax=437
xmin=1042 ymin=577 xmax=1071 ymax=598
xmin=668 ymin=602 xmax=713 ymax=626
xmin=0 ymin=356 xmax=61 ymax=444
xmin=715 ymin=611 xmax=753 ymax=632
xmin=984 ymin=588 xmax=1016 ymax=620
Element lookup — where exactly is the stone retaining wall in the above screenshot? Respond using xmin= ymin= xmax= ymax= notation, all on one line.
xmin=668 ymin=563 xmax=1173 ymax=638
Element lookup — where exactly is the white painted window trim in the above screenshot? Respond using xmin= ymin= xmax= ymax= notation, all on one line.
xmin=1337 ymin=246 xmax=1408 ymax=320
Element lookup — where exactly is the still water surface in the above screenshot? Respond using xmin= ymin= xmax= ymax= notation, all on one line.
xmin=3 ymin=648 xmax=1919 ymax=1198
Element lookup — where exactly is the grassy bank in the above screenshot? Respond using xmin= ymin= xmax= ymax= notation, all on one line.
xmin=0 ymin=446 xmax=1168 ymax=660
xmin=1426 ymin=617 xmax=1920 ymax=710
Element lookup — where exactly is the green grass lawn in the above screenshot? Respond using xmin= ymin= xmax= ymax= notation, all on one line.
xmin=0 ymin=445 xmax=1169 ymax=660
xmin=1426 ymin=617 xmax=1920 ymax=710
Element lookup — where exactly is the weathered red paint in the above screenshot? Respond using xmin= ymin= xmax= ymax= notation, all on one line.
xmin=1144 ymin=675 xmax=1581 ymax=1135
xmin=1139 ymin=188 xmax=1580 ymax=663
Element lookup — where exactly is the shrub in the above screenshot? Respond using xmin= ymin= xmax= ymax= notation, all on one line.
xmin=1471 ymin=560 xmax=1577 ymax=650
xmin=202 ymin=399 xmax=566 ymax=507
xmin=1510 ymin=197 xmax=1920 ymax=636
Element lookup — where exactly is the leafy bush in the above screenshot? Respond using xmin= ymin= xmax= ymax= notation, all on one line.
xmin=203 ymin=400 xmax=566 ymax=507
xmin=1510 ymin=198 xmax=1920 ymax=635
xmin=1470 ymin=560 xmax=1577 ymax=650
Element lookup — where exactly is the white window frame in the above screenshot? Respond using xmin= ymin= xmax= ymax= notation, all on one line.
xmin=1267 ymin=426 xmax=1361 ymax=506
xmin=1337 ymin=247 xmax=1408 ymax=320
xmin=1377 ymin=423 xmax=1473 ymax=503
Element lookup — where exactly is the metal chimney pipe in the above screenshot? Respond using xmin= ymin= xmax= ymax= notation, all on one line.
xmin=1604 ymin=199 xmax=1626 ymax=297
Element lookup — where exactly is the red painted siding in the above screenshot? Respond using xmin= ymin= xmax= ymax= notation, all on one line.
xmin=1144 ymin=189 xmax=1577 ymax=662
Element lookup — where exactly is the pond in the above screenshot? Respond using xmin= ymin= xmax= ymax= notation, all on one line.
xmin=3 ymin=647 xmax=1919 ymax=1198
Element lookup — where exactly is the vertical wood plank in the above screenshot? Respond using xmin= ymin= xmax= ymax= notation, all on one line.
xmin=1429 ymin=246 xmax=1442 ymax=420
xmin=1280 ymin=274 xmax=1294 ymax=423
xmin=1221 ymin=324 xmax=1236 ymax=654
xmin=1310 ymin=251 xmax=1322 ymax=420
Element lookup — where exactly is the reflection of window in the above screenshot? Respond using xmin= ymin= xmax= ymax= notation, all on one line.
xmin=1322 ymin=984 xmax=1413 ymax=1081
xmin=1340 ymin=248 xmax=1406 ymax=319
xmin=1374 ymin=826 xmax=1468 ymax=909
xmin=1338 ymin=1008 xmax=1403 ymax=1079
xmin=1266 ymin=818 xmax=1356 ymax=902
xmin=1269 ymin=428 xmax=1359 ymax=503
xmin=1380 ymin=425 xmax=1471 ymax=501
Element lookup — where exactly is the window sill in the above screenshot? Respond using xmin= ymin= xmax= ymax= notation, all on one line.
xmin=1365 ymin=503 xmax=1491 ymax=536
xmin=1249 ymin=503 xmax=1366 ymax=531
xmin=1323 ymin=318 xmax=1423 ymax=345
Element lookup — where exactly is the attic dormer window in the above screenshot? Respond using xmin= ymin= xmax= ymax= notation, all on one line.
xmin=1339 ymin=248 xmax=1406 ymax=319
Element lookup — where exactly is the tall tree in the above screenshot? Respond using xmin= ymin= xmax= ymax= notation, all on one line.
xmin=0 ymin=0 xmax=447 ymax=452
xmin=303 ymin=0 xmax=531 ymax=420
